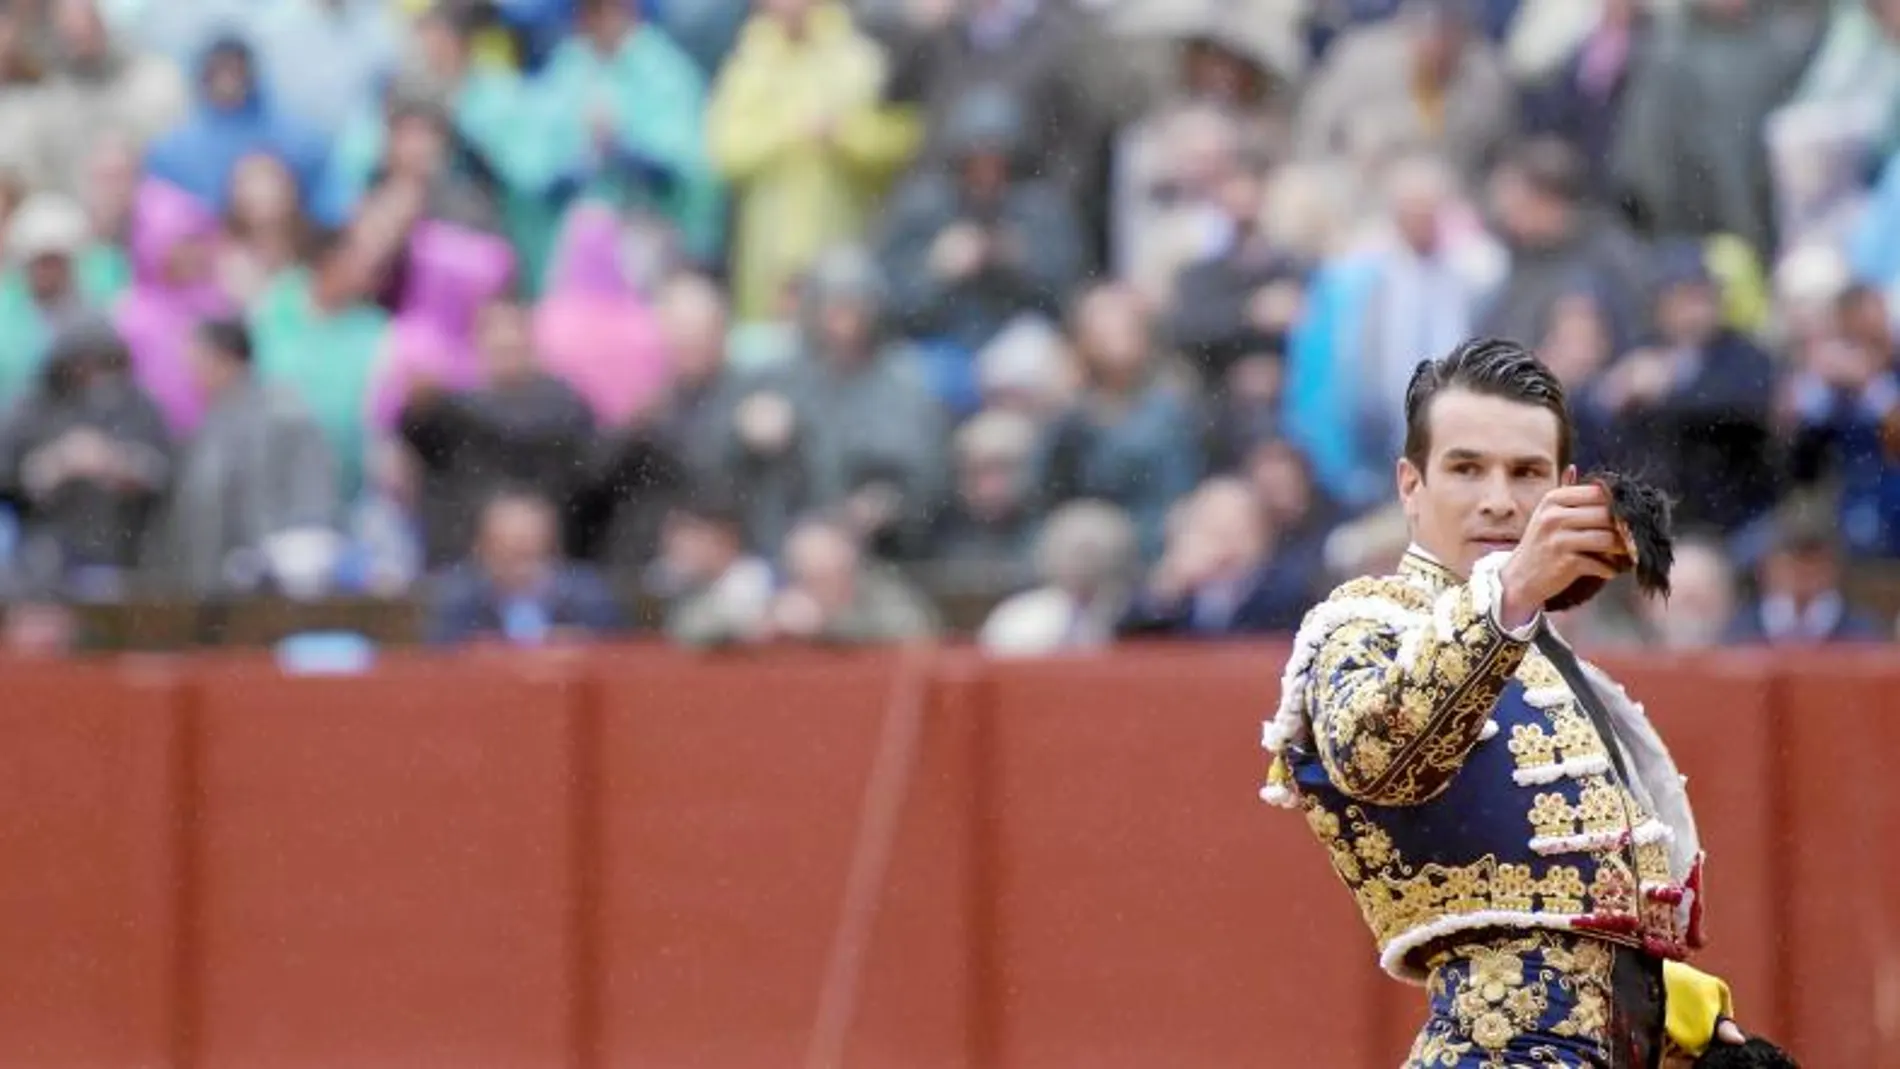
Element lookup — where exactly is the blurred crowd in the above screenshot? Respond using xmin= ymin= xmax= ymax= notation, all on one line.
xmin=0 ymin=0 xmax=1898 ymax=655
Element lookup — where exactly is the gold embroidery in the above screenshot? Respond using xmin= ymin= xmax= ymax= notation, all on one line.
xmin=1546 ymin=939 xmax=1614 ymax=1043
xmin=1495 ymin=864 xmax=1537 ymax=911
xmin=1528 ymin=793 xmax=1576 ymax=842
xmin=1353 ymin=856 xmax=1592 ymax=947
xmin=1588 ymin=857 xmax=1638 ymax=915
xmin=1308 ymin=573 xmax=1528 ymax=806
xmin=1551 ymin=712 xmax=1603 ymax=761
xmin=1576 ymin=781 xmax=1626 ymax=834
xmin=1354 ymin=824 xmax=1398 ymax=869
xmin=1509 ymin=723 xmax=1557 ymax=768
xmin=1635 ymin=839 xmax=1671 ymax=885
xmin=1515 ymin=650 xmax=1567 ymax=691
xmin=1541 ymin=868 xmax=1587 ymax=913
xmin=1407 ymin=933 xmax=1615 ymax=1068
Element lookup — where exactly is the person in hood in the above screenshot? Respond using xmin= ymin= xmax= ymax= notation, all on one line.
xmin=535 ymin=0 xmax=724 ymax=265
xmin=113 ymin=178 xmax=235 ymax=435
xmin=0 ymin=316 xmax=171 ymax=600
xmin=706 ymin=0 xmax=920 ymax=323
xmin=143 ymin=34 xmax=327 ymax=213
xmin=875 ymin=83 xmax=1088 ymax=357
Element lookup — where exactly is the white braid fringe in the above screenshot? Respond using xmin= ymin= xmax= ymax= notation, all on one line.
xmin=1528 ymin=818 xmax=1674 ymax=857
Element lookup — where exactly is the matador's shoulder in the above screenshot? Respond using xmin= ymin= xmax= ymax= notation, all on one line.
xmin=1268 ymin=573 xmax=1436 ymax=749
xmin=1309 ymin=572 xmax=1436 ymax=620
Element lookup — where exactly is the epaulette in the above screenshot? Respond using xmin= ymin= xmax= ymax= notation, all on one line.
xmin=1261 ymin=573 xmax=1434 ymax=793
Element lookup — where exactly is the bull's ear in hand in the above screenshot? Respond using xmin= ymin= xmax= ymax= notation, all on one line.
xmin=1542 ymin=471 xmax=1676 ymax=612
xmin=1593 ymin=471 xmax=1675 ymax=599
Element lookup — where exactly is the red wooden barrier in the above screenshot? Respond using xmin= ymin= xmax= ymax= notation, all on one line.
xmin=978 ymin=646 xmax=1388 ymax=1069
xmin=189 ymin=657 xmax=580 ymax=1069
xmin=0 ymin=644 xmax=1885 ymax=1068
xmin=1779 ymin=652 xmax=1900 ymax=1069
xmin=0 ymin=661 xmax=180 ymax=1069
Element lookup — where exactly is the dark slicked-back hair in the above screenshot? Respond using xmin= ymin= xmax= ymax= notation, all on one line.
xmin=1403 ymin=337 xmax=1572 ymax=474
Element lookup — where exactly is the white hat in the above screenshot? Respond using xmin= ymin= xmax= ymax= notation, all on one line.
xmin=7 ymin=194 xmax=90 ymax=265
xmin=976 ymin=315 xmax=1067 ymax=397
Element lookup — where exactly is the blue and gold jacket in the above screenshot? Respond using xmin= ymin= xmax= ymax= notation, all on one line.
xmin=1260 ymin=548 xmax=1707 ymax=983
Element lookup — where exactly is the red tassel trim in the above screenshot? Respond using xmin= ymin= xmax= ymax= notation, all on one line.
xmin=1684 ymin=858 xmax=1707 ymax=949
xmin=1572 ymin=911 xmax=1642 ymax=935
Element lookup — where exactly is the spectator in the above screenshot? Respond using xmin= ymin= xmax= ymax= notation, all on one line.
xmin=1206 ymin=347 xmax=1285 ymax=474
xmin=0 ymin=5 xmax=46 ymax=189
xmin=1635 ymin=536 xmax=1738 ymax=650
xmin=1612 ymin=0 xmax=1822 ymax=255
xmin=1351 ymin=154 xmax=1501 ymax=465
xmin=114 ymin=178 xmax=235 ymax=435
xmin=573 ymin=277 xmax=751 ymax=571
xmin=537 ymin=0 xmax=723 ymax=264
xmin=532 ymin=201 xmax=670 ymax=427
xmin=249 ymin=0 xmax=403 ymax=142
xmin=249 ymin=228 xmax=391 ymax=505
xmin=150 ymin=317 xmax=341 ymax=597
xmin=1280 ymin=159 xmax=1393 ymax=507
xmin=1533 ymin=283 xmax=1619 ymax=468
xmin=647 ymin=275 xmax=747 ymax=477
xmin=1041 ymin=283 xmax=1202 ymax=560
xmin=220 ymin=152 xmax=315 ymax=304
xmin=323 ymin=7 xmax=554 ymax=279
xmin=972 ymin=314 xmax=1076 ymax=422
xmin=35 ymin=0 xmax=189 ymax=197
xmin=1478 ymin=136 xmax=1648 ymax=352
xmin=319 ymin=86 xmax=505 ymax=236
xmin=0 ymin=193 xmax=125 ymax=408
xmin=1588 ymin=242 xmax=1782 ymax=535
xmin=658 ymin=0 xmax=755 ymax=77
xmin=425 ymin=488 xmax=625 ymax=646
xmin=1244 ymin=437 xmax=1344 ymax=585
xmin=877 ymin=84 xmax=1089 ymax=365
xmin=80 ymin=133 xmax=140 ymax=258
xmin=743 ymin=246 xmax=949 ymax=559
xmin=979 ymin=498 xmax=1140 ymax=657
xmin=899 ymin=0 xmax=1127 ymax=222
xmin=1728 ymin=505 xmax=1888 ymax=643
xmin=931 ymin=407 xmax=1040 ymax=584
xmin=1788 ymin=283 xmax=1900 ymax=557
xmin=762 ymin=514 xmax=938 ymax=643
xmin=1295 ymin=0 xmax=1518 ymax=184
xmin=1114 ymin=3 xmax=1300 ymax=302
xmin=0 ymin=318 xmax=170 ymax=600
xmin=658 ymin=491 xmax=776 ymax=648
xmin=1119 ymin=475 xmax=1313 ymax=637
xmin=707 ymin=0 xmax=920 ymax=322
xmin=1116 ymin=106 xmax=1248 ymax=310
xmin=1764 ymin=0 xmax=1900 ymax=245
xmin=143 ymin=33 xmax=325 ymax=214
xmin=1521 ymin=0 xmax=1645 ymax=205
xmin=366 ymin=206 xmax=519 ymax=429
xmin=398 ymin=295 xmax=597 ymax=569
xmin=1322 ymin=497 xmax=1412 ymax=582
xmin=1164 ymin=159 xmax=1306 ymax=385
